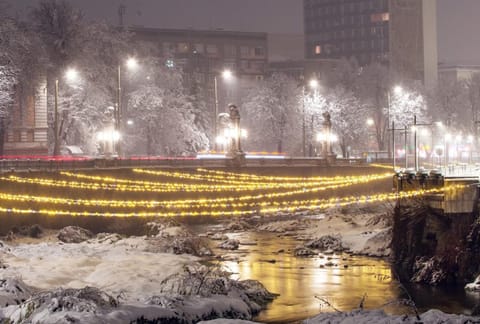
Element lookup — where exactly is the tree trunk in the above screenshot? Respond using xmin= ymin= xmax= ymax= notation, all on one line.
xmin=340 ymin=138 xmax=347 ymax=158
xmin=146 ymin=129 xmax=153 ymax=156
xmin=0 ymin=117 xmax=5 ymax=156
xmin=277 ymin=140 xmax=283 ymax=153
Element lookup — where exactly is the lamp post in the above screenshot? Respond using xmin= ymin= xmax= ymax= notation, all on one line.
xmin=301 ymin=78 xmax=319 ymax=157
xmin=115 ymin=57 xmax=138 ymax=157
xmin=53 ymin=68 xmax=79 ymax=156
xmin=411 ymin=114 xmax=436 ymax=171
xmin=387 ymin=85 xmax=403 ymax=160
xmin=53 ymin=79 xmax=59 ymax=156
xmin=389 ymin=121 xmax=404 ymax=171
xmin=213 ymin=69 xmax=233 ymax=151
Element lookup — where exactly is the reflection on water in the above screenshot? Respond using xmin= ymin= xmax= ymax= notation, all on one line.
xmin=207 ymin=231 xmax=479 ymax=323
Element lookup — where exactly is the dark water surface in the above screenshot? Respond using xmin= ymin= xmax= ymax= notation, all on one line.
xmin=202 ymin=230 xmax=480 ymax=323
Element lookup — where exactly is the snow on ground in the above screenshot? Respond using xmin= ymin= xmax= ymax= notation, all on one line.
xmin=0 ymin=225 xmax=275 ymax=323
xmin=466 ymin=275 xmax=480 ymax=291
xmin=1 ymin=208 xmax=478 ymax=323
xmin=256 ymin=203 xmax=392 ymax=257
xmin=1 ymin=235 xmax=194 ymax=300
xmin=303 ymin=309 xmax=479 ymax=324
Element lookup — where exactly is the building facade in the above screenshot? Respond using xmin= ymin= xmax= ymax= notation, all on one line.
xmin=131 ymin=27 xmax=268 ymax=110
xmin=304 ymin=0 xmax=437 ymax=87
xmin=4 ymin=78 xmax=49 ymax=155
xmin=438 ymin=64 xmax=480 ymax=83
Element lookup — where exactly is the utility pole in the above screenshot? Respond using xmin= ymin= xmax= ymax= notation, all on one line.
xmin=302 ymin=86 xmax=306 ymax=157
xmin=115 ymin=64 xmax=122 ymax=157
xmin=412 ymin=115 xmax=433 ymax=171
xmin=53 ymin=79 xmax=59 ymax=156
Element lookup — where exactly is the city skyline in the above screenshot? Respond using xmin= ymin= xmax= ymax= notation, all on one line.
xmin=6 ymin=0 xmax=480 ymax=65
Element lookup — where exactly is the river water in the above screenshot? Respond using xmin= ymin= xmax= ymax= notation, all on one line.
xmin=206 ymin=230 xmax=480 ymax=323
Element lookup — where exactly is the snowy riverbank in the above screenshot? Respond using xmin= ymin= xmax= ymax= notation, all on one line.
xmin=1 ymin=205 xmax=480 ymax=323
xmin=0 ymin=222 xmax=275 ymax=323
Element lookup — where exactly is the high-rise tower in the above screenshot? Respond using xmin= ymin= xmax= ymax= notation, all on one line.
xmin=304 ymin=0 xmax=438 ymax=87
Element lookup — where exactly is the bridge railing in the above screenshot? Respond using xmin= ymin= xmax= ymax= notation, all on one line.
xmin=0 ymin=157 xmax=372 ymax=172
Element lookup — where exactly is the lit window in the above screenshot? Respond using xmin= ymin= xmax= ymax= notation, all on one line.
xmin=177 ymin=43 xmax=189 ymax=53
xmin=315 ymin=45 xmax=322 ymax=54
xmin=370 ymin=12 xmax=389 ymax=23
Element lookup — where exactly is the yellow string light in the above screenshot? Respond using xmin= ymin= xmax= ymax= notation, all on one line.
xmin=0 ymin=186 xmax=461 ymax=218
xmin=195 ymin=167 xmax=355 ymax=182
xmin=0 ymin=185 xmax=463 ymax=211
xmin=0 ymin=172 xmax=392 ymax=194
xmin=62 ymin=170 xmax=385 ymax=189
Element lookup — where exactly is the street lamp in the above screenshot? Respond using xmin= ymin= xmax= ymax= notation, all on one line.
xmin=387 ymin=85 xmax=402 ymax=160
xmin=302 ymin=78 xmax=319 ymax=157
xmin=214 ymin=69 xmax=233 ymax=151
xmin=411 ymin=115 xmax=438 ymax=170
xmin=53 ymin=68 xmax=80 ymax=156
xmin=115 ymin=57 xmax=138 ymax=157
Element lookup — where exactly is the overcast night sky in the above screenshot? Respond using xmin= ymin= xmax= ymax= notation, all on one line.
xmin=6 ymin=0 xmax=480 ymax=65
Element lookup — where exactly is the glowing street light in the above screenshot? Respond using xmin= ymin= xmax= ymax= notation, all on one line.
xmin=388 ymin=85 xmax=403 ymax=160
xmin=302 ymin=78 xmax=319 ymax=157
xmin=53 ymin=67 xmax=80 ymax=156
xmin=222 ymin=69 xmax=233 ymax=80
xmin=126 ymin=57 xmax=138 ymax=70
xmin=214 ymin=69 xmax=234 ymax=151
xmin=393 ymin=85 xmax=403 ymax=96
xmin=116 ymin=57 xmax=139 ymax=157
xmin=309 ymin=79 xmax=319 ymax=89
xmin=65 ymin=68 xmax=79 ymax=82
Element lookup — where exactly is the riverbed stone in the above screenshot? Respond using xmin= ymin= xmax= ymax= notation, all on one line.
xmin=305 ymin=234 xmax=344 ymax=251
xmin=57 ymin=226 xmax=94 ymax=243
xmin=219 ymin=239 xmax=240 ymax=250
xmin=293 ymin=246 xmax=316 ymax=257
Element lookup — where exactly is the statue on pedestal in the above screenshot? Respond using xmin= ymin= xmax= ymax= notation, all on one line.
xmin=227 ymin=104 xmax=245 ymax=163
xmin=321 ymin=111 xmax=336 ymax=164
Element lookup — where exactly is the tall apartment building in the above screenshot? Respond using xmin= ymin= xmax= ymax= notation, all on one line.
xmin=131 ymin=27 xmax=268 ymax=110
xmin=304 ymin=0 xmax=438 ymax=87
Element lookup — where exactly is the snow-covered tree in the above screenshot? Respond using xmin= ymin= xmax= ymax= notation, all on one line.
xmin=324 ymin=57 xmax=360 ymax=91
xmin=355 ymin=63 xmax=390 ymax=151
xmin=428 ymin=77 xmax=468 ymax=131
xmin=30 ymin=0 xmax=83 ymax=70
xmin=0 ymin=13 xmax=41 ymax=155
xmin=56 ymin=22 xmax=131 ymax=154
xmin=30 ymin=0 xmax=85 ymax=154
xmin=389 ymin=82 xmax=427 ymax=127
xmin=303 ymin=88 xmax=326 ymax=156
xmin=465 ymin=73 xmax=480 ymax=135
xmin=324 ymin=86 xmax=367 ymax=157
xmin=241 ymin=73 xmax=301 ymax=154
xmin=28 ymin=0 xmax=133 ymax=155
xmin=126 ymin=59 xmax=209 ymax=156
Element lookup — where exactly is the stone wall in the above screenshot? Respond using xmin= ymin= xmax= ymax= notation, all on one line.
xmin=392 ymin=186 xmax=480 ymax=285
